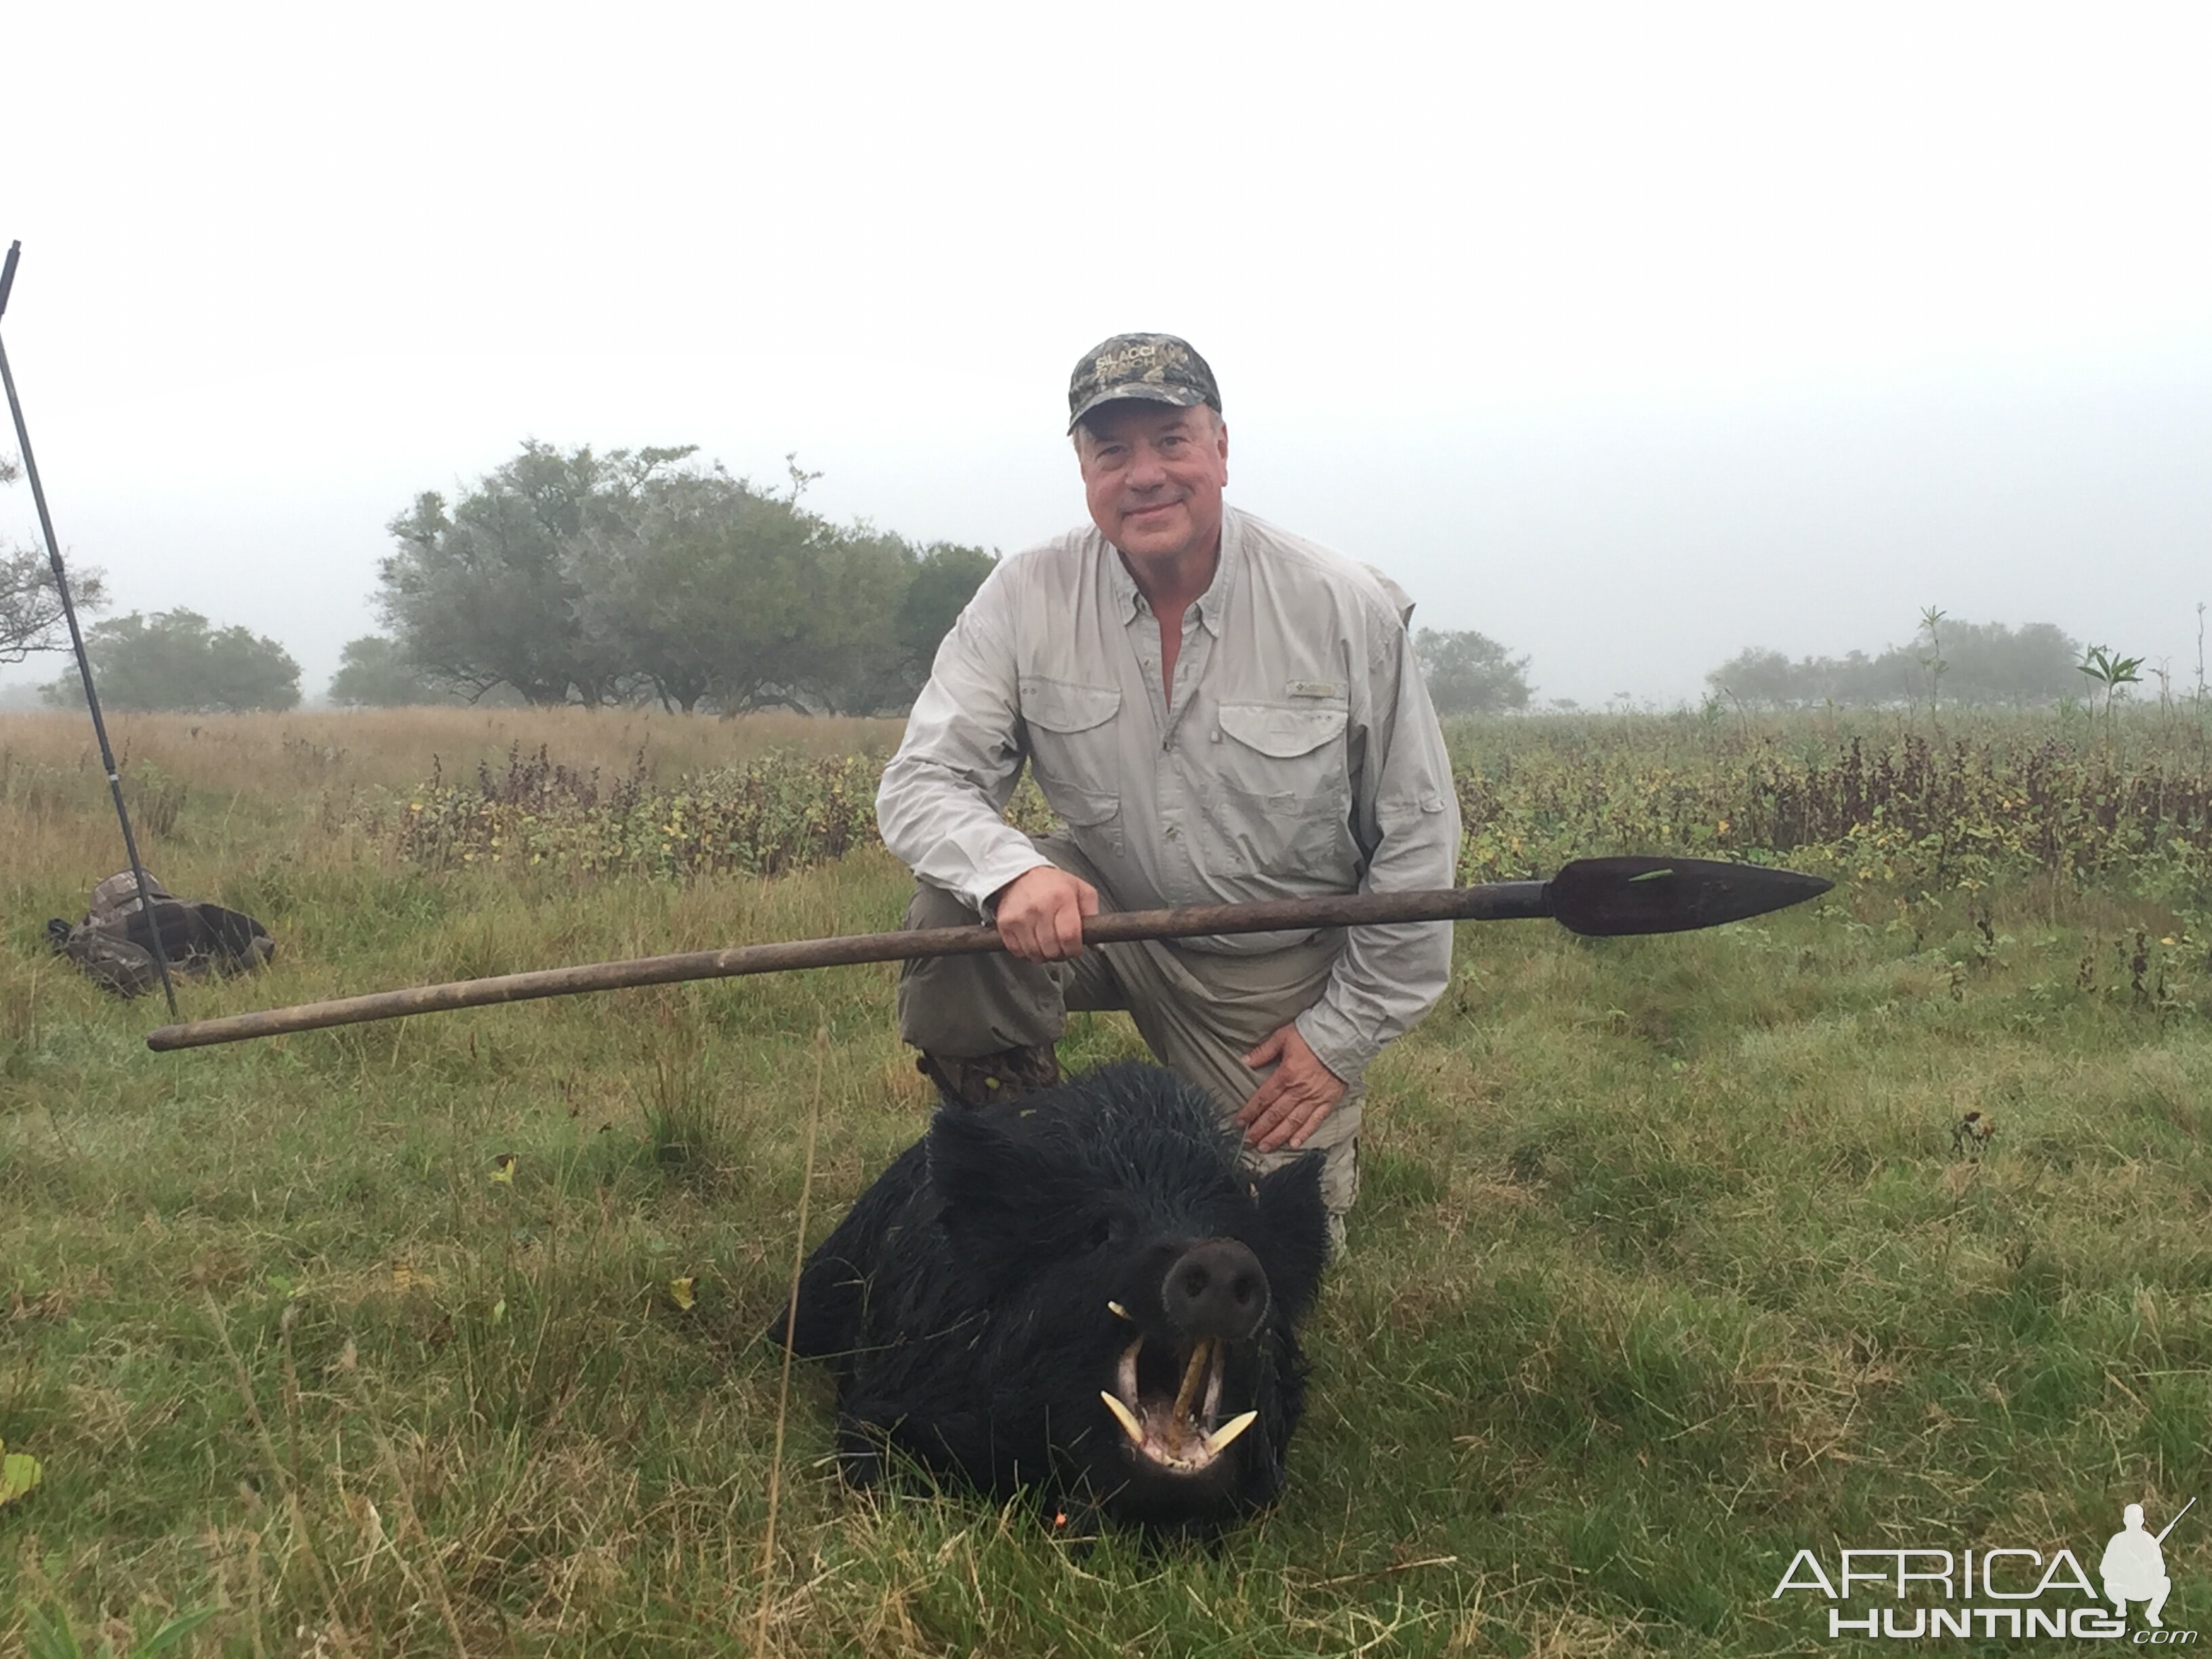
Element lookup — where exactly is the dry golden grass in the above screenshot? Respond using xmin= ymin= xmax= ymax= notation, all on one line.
xmin=0 ymin=708 xmax=909 ymax=926
xmin=0 ymin=705 xmax=907 ymax=794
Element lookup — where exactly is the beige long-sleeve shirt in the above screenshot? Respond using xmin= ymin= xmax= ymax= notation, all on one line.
xmin=876 ymin=506 xmax=1462 ymax=1086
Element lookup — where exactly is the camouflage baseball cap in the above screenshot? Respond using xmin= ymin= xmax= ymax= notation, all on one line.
xmin=1067 ymin=333 xmax=1222 ymax=432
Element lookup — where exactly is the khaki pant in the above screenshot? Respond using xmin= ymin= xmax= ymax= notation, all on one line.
xmin=896 ymin=836 xmax=1362 ymax=1223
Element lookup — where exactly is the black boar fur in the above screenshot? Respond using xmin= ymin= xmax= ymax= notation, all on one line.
xmin=769 ymin=1061 xmax=1332 ymax=1534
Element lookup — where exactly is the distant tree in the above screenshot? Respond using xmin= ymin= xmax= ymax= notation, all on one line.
xmin=1931 ymin=621 xmax=2081 ymax=705
xmin=326 ymin=634 xmax=466 ymax=707
xmin=1708 ymin=619 xmax=2083 ymax=708
xmin=45 ymin=609 xmax=300 ymax=712
xmin=0 ymin=454 xmax=107 ymax=662
xmin=793 ymin=527 xmax=917 ymax=716
xmin=796 ymin=533 xmax=994 ymax=716
xmin=1830 ymin=649 xmax=1914 ymax=706
xmin=571 ymin=478 xmax=995 ymax=716
xmin=378 ymin=441 xmax=996 ymax=717
xmin=1704 ymin=647 xmax=1799 ymax=708
xmin=1414 ymin=628 xmax=1533 ymax=715
xmin=569 ymin=466 xmax=826 ymax=714
xmin=896 ymin=542 xmax=997 ymax=680
xmin=378 ymin=442 xmax=689 ymax=705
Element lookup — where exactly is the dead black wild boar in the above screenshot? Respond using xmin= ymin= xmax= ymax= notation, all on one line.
xmin=769 ymin=1061 xmax=1332 ymax=1534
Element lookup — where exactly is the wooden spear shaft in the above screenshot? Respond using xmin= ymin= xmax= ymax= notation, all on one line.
xmin=144 ymin=883 xmax=1552 ymax=1052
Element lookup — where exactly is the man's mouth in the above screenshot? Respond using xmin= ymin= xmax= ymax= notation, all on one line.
xmin=1124 ymin=500 xmax=1181 ymax=523
xmin=1098 ymin=1329 xmax=1257 ymax=1474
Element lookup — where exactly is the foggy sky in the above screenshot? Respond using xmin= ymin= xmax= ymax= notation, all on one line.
xmin=7 ymin=3 xmax=2209 ymax=708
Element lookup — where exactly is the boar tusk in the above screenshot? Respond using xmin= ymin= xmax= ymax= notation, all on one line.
xmin=1206 ymin=1410 xmax=1258 ymax=1456
xmin=1170 ymin=1337 xmax=1212 ymax=1423
xmin=1099 ymin=1391 xmax=1145 ymax=1447
xmin=1107 ymin=1300 xmax=1131 ymax=1321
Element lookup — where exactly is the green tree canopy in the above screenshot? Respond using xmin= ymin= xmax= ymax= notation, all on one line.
xmin=898 ymin=543 xmax=1000 ymax=679
xmin=377 ymin=441 xmax=994 ymax=714
xmin=569 ymin=466 xmax=826 ymax=714
xmin=325 ymin=634 xmax=472 ymax=707
xmin=1414 ymin=628 xmax=1534 ymax=715
xmin=45 ymin=609 xmax=300 ymax=712
xmin=775 ymin=531 xmax=999 ymax=716
xmin=379 ymin=443 xmax=692 ymax=706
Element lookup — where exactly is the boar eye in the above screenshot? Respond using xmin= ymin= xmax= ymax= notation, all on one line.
xmin=1084 ymin=1216 xmax=1115 ymax=1252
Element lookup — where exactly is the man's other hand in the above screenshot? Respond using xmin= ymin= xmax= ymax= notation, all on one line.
xmin=1235 ymin=1023 xmax=1347 ymax=1153
xmin=989 ymin=867 xmax=1099 ymax=962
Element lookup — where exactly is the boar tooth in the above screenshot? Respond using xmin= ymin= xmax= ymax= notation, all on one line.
xmin=1107 ymin=1300 xmax=1131 ymax=1321
xmin=1170 ymin=1338 xmax=1212 ymax=1422
xmin=1118 ymin=1337 xmax=1142 ymax=1402
xmin=1202 ymin=1350 xmax=1224 ymax=1424
xmin=1099 ymin=1391 xmax=1145 ymax=1447
xmin=1206 ymin=1410 xmax=1258 ymax=1456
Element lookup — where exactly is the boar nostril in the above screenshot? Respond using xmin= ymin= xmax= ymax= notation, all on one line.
xmin=1163 ymin=1240 xmax=1270 ymax=1340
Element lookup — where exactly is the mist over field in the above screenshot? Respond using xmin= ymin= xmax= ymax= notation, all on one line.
xmin=4 ymin=5 xmax=2207 ymax=711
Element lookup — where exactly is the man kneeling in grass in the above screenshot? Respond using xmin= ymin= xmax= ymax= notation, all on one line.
xmin=876 ymin=332 xmax=1461 ymax=1254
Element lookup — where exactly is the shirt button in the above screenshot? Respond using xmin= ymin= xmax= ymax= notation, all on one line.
xmin=1165 ymin=825 xmax=1179 ymax=840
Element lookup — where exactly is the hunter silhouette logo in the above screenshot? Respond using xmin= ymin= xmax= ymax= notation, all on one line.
xmin=1773 ymin=1496 xmax=2198 ymax=1641
xmin=2104 ymin=1498 xmax=2192 ymax=1631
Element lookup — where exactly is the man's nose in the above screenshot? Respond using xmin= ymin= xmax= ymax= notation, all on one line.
xmin=1124 ymin=445 xmax=1168 ymax=489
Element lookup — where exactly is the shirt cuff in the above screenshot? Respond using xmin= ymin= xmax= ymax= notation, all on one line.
xmin=960 ymin=841 xmax=1054 ymax=917
xmin=1293 ymin=1000 xmax=1379 ymax=1094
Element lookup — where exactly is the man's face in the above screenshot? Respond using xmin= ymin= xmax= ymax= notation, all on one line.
xmin=1075 ymin=400 xmax=1229 ymax=565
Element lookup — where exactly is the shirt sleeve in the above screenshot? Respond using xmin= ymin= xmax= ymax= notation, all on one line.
xmin=874 ymin=568 xmax=1053 ymax=913
xmin=1292 ymin=607 xmax=1462 ymax=1087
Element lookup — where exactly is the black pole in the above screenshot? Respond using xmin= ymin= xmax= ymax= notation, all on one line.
xmin=0 ymin=241 xmax=179 ymax=1017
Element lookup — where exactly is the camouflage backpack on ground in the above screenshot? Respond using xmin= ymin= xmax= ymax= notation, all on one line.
xmin=45 ymin=871 xmax=274 ymax=999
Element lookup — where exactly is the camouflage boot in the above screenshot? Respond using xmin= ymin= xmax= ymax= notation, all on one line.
xmin=916 ymin=1043 xmax=1062 ymax=1108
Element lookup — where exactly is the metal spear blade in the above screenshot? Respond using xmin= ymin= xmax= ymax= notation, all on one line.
xmin=1547 ymin=857 xmax=1832 ymax=937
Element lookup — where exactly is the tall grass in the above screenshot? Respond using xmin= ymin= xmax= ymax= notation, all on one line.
xmin=0 ymin=705 xmax=905 ymax=800
xmin=0 ymin=709 xmax=2205 ymax=1655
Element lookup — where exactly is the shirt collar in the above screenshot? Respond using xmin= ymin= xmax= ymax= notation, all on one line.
xmin=1194 ymin=508 xmax=1241 ymax=636
xmin=1102 ymin=506 xmax=1242 ymax=636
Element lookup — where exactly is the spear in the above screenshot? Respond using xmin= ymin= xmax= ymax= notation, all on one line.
xmin=145 ymin=855 xmax=1830 ymax=1052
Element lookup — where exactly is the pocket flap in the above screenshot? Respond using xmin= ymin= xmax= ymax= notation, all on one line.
xmin=1218 ymin=702 xmax=1348 ymax=758
xmin=1048 ymin=782 xmax=1120 ymax=827
xmin=1020 ymin=678 xmax=1122 ymax=735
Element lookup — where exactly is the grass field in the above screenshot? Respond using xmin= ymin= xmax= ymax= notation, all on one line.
xmin=1 ymin=707 xmax=2207 ymax=1656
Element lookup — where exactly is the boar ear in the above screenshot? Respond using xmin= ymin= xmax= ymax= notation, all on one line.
xmin=926 ymin=1106 xmax=1099 ymax=1255
xmin=1252 ymin=1153 xmax=1330 ymax=1322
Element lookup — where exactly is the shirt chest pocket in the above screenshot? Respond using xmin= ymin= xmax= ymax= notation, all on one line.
xmin=1204 ymin=701 xmax=1353 ymax=876
xmin=1019 ymin=678 xmax=1122 ymax=827
xmin=1212 ymin=702 xmax=1350 ymax=815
